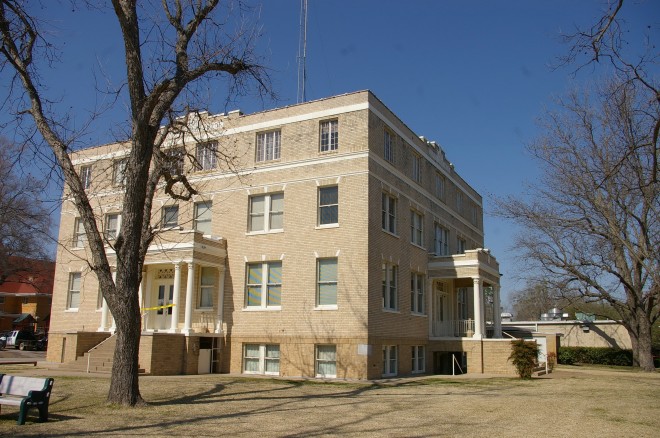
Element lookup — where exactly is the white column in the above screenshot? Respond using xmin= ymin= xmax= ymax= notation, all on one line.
xmin=215 ymin=265 xmax=226 ymax=334
xmin=493 ymin=285 xmax=502 ymax=338
xmin=472 ymin=277 xmax=484 ymax=339
xmin=109 ymin=270 xmax=117 ymax=333
xmin=182 ymin=262 xmax=195 ymax=335
xmin=143 ymin=267 xmax=153 ymax=331
xmin=138 ymin=269 xmax=145 ymax=331
xmin=170 ymin=262 xmax=182 ymax=332
xmin=98 ymin=299 xmax=109 ymax=332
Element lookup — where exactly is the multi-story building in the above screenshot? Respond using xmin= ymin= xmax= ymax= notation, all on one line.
xmin=47 ymin=91 xmax=513 ymax=377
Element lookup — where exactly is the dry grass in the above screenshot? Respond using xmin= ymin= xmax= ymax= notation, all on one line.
xmin=1 ymin=365 xmax=658 ymax=437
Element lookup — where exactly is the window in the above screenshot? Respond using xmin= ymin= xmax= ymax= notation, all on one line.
xmin=384 ymin=130 xmax=394 ymax=162
xmin=165 ymin=147 xmax=185 ymax=175
xmin=196 ymin=142 xmax=217 ymax=171
xmin=457 ymin=287 xmax=469 ymax=320
xmin=435 ymin=172 xmax=445 ymax=200
xmin=162 ymin=205 xmax=179 ymax=228
xmin=381 ymin=193 xmax=397 ymax=234
xmin=382 ymin=345 xmax=397 ymax=376
xmin=67 ymin=273 xmax=81 ymax=310
xmin=318 ymin=186 xmax=338 ymax=226
xmin=320 ymin=120 xmax=338 ymax=152
xmin=471 ymin=205 xmax=479 ymax=225
xmin=113 ymin=158 xmax=127 ymax=186
xmin=194 ymin=201 xmax=212 ymax=234
xmin=434 ymin=223 xmax=449 ymax=256
xmin=412 ymin=346 xmax=425 ymax=373
xmin=246 ymin=262 xmax=282 ymax=308
xmin=456 ymin=191 xmax=464 ymax=214
xmin=410 ymin=210 xmax=423 ymax=246
xmin=411 ymin=272 xmax=425 ymax=314
xmin=457 ymin=237 xmax=467 ymax=254
xmin=104 ymin=213 xmax=120 ymax=240
xmin=412 ymin=154 xmax=421 ymax=182
xmin=248 ymin=193 xmax=283 ymax=232
xmin=382 ymin=263 xmax=398 ymax=311
xmin=256 ymin=130 xmax=281 ymax=162
xmin=81 ymin=165 xmax=92 ymax=190
xmin=243 ymin=344 xmax=280 ymax=375
xmin=199 ymin=267 xmax=214 ymax=308
xmin=316 ymin=345 xmax=337 ymax=378
xmin=317 ymin=258 xmax=338 ymax=306
xmin=73 ymin=218 xmax=86 ymax=248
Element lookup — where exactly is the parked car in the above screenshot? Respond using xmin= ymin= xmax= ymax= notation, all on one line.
xmin=2 ymin=330 xmax=38 ymax=350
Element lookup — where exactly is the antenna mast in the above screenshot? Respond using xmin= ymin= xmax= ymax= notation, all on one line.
xmin=297 ymin=0 xmax=308 ymax=103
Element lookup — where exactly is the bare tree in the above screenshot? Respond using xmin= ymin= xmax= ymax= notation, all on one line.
xmin=0 ymin=0 xmax=269 ymax=405
xmin=0 ymin=137 xmax=52 ymax=284
xmin=497 ymin=79 xmax=659 ymax=371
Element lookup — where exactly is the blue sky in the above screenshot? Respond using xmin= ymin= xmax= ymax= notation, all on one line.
xmin=2 ymin=0 xmax=657 ymax=307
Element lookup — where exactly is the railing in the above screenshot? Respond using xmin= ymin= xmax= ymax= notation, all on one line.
xmin=87 ymin=333 xmax=116 ymax=373
xmin=432 ymin=319 xmax=475 ymax=337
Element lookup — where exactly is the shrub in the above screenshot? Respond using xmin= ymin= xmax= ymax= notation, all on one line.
xmin=509 ymin=339 xmax=539 ymax=379
xmin=557 ymin=347 xmax=633 ymax=366
xmin=546 ymin=352 xmax=557 ymax=371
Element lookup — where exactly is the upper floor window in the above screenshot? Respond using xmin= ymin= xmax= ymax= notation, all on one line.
xmin=196 ymin=142 xmax=218 ymax=171
xmin=67 ymin=272 xmax=81 ymax=310
xmin=457 ymin=237 xmax=467 ymax=254
xmin=410 ymin=210 xmax=423 ymax=247
xmin=194 ymin=201 xmax=212 ymax=234
xmin=320 ymin=120 xmax=339 ymax=152
xmin=199 ymin=267 xmax=214 ymax=308
xmin=381 ymin=193 xmax=397 ymax=234
xmin=104 ymin=213 xmax=120 ymax=240
xmin=384 ymin=130 xmax=394 ymax=163
xmin=318 ymin=186 xmax=338 ymax=226
xmin=256 ymin=130 xmax=281 ymax=162
xmin=471 ymin=204 xmax=479 ymax=226
xmin=246 ymin=261 xmax=282 ymax=308
xmin=434 ymin=223 xmax=449 ymax=256
xmin=435 ymin=172 xmax=445 ymax=200
xmin=456 ymin=191 xmax=464 ymax=214
xmin=73 ymin=218 xmax=86 ymax=248
xmin=162 ymin=205 xmax=179 ymax=228
xmin=113 ymin=158 xmax=127 ymax=186
xmin=165 ymin=147 xmax=185 ymax=175
xmin=412 ymin=154 xmax=421 ymax=182
xmin=317 ymin=258 xmax=338 ymax=307
xmin=249 ymin=193 xmax=283 ymax=233
xmin=382 ymin=262 xmax=398 ymax=311
xmin=457 ymin=287 xmax=469 ymax=320
xmin=410 ymin=272 xmax=425 ymax=314
xmin=81 ymin=165 xmax=92 ymax=190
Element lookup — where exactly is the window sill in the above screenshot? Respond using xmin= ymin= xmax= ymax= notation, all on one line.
xmin=195 ymin=308 xmax=214 ymax=312
xmin=154 ymin=226 xmax=183 ymax=232
xmin=242 ymin=306 xmax=282 ymax=312
xmin=65 ymin=309 xmax=79 ymax=313
xmin=319 ymin=149 xmax=338 ymax=155
xmin=382 ymin=308 xmax=400 ymax=314
xmin=410 ymin=312 xmax=427 ymax=318
xmin=314 ymin=305 xmax=338 ymax=311
xmin=381 ymin=229 xmax=399 ymax=238
xmin=316 ymin=374 xmax=337 ymax=378
xmin=315 ymin=223 xmax=339 ymax=230
xmin=71 ymin=247 xmax=85 ymax=251
xmin=382 ymin=373 xmax=397 ymax=378
xmin=246 ymin=229 xmax=284 ymax=236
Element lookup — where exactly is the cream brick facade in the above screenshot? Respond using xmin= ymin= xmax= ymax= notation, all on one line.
xmin=48 ymin=91 xmax=514 ymax=378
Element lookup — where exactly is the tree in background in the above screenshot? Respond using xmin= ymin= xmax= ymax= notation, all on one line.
xmin=0 ymin=0 xmax=269 ymax=405
xmin=498 ymin=78 xmax=659 ymax=371
xmin=0 ymin=137 xmax=51 ymax=284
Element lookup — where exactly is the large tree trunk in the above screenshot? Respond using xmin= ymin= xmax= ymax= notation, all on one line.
xmin=626 ymin=309 xmax=656 ymax=372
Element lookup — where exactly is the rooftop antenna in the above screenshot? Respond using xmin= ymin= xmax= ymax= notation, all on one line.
xmin=297 ymin=0 xmax=308 ymax=103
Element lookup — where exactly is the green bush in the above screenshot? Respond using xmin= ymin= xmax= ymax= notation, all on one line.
xmin=557 ymin=347 xmax=633 ymax=366
xmin=509 ymin=339 xmax=539 ymax=379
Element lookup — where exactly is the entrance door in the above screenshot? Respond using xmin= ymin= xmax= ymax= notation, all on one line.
xmin=155 ymin=283 xmax=174 ymax=330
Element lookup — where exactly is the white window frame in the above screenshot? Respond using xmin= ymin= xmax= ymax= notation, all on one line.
xmin=457 ymin=237 xmax=467 ymax=254
xmin=384 ymin=129 xmax=394 ymax=162
xmin=81 ymin=165 xmax=92 ymax=190
xmin=245 ymin=262 xmax=282 ymax=309
xmin=256 ymin=130 xmax=281 ymax=162
xmin=411 ymin=272 xmax=425 ymax=315
xmin=434 ymin=223 xmax=449 ymax=256
xmin=382 ymin=345 xmax=398 ymax=377
xmin=381 ymin=193 xmax=397 ymax=235
xmin=166 ymin=147 xmax=185 ymax=175
xmin=317 ymin=258 xmax=338 ymax=308
xmin=194 ymin=201 xmax=212 ymax=235
xmin=412 ymin=346 xmax=426 ymax=373
xmin=248 ymin=193 xmax=284 ymax=233
xmin=315 ymin=345 xmax=337 ymax=378
xmin=162 ymin=205 xmax=179 ymax=228
xmin=410 ymin=210 xmax=423 ymax=247
xmin=67 ymin=272 xmax=81 ymax=310
xmin=104 ymin=213 xmax=121 ymax=241
xmin=198 ymin=266 xmax=215 ymax=309
xmin=382 ymin=263 xmax=398 ymax=311
xmin=113 ymin=158 xmax=127 ymax=187
xmin=196 ymin=141 xmax=218 ymax=171
xmin=457 ymin=287 xmax=469 ymax=320
xmin=320 ymin=119 xmax=339 ymax=152
xmin=318 ymin=186 xmax=338 ymax=226
xmin=243 ymin=344 xmax=280 ymax=375
xmin=412 ymin=153 xmax=421 ymax=182
xmin=73 ymin=218 xmax=86 ymax=248
xmin=435 ymin=172 xmax=445 ymax=200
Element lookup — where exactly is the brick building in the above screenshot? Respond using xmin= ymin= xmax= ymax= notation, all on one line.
xmin=47 ymin=91 xmax=514 ymax=377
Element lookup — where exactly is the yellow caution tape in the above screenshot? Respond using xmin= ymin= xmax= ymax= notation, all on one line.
xmin=141 ymin=304 xmax=176 ymax=311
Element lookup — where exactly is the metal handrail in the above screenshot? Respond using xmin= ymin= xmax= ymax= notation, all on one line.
xmin=86 ymin=333 xmax=116 ymax=373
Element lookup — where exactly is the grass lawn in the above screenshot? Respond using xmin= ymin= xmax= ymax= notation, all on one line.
xmin=0 ymin=364 xmax=658 ymax=437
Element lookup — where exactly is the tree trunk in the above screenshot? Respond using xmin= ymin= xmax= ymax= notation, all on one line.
xmin=626 ymin=309 xmax=656 ymax=372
